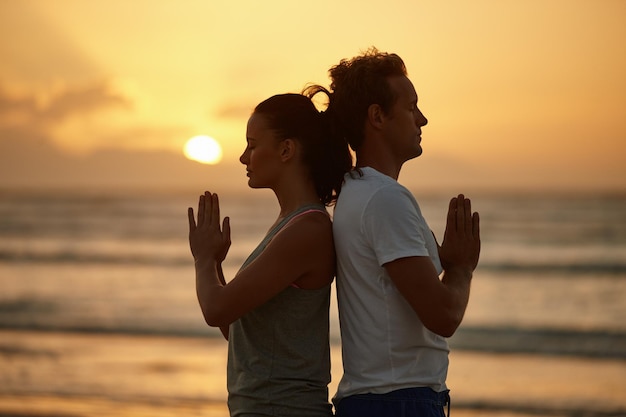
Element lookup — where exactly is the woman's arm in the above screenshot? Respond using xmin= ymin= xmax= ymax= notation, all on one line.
xmin=189 ymin=192 xmax=334 ymax=329
xmin=216 ymin=263 xmax=229 ymax=340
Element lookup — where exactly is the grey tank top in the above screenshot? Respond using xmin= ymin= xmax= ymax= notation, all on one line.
xmin=227 ymin=204 xmax=333 ymax=417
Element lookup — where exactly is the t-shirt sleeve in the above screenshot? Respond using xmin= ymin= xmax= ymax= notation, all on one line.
xmin=362 ymin=184 xmax=430 ymax=266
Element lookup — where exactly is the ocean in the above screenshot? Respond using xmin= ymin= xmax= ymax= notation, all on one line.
xmin=1 ymin=188 xmax=625 ymax=416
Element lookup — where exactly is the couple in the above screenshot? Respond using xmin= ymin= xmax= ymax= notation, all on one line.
xmin=188 ymin=48 xmax=481 ymax=417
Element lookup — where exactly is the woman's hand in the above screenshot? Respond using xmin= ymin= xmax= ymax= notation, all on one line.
xmin=188 ymin=191 xmax=231 ymax=266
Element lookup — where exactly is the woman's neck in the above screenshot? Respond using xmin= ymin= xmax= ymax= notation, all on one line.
xmin=273 ymin=180 xmax=321 ymax=218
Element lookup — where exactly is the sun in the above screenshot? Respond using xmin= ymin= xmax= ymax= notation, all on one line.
xmin=183 ymin=135 xmax=223 ymax=165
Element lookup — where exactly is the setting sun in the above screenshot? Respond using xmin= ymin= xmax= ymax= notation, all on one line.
xmin=183 ymin=135 xmax=223 ymax=165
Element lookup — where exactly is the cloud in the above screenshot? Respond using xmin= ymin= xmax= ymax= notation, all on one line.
xmin=0 ymin=80 xmax=143 ymax=153
xmin=40 ymin=82 xmax=132 ymax=122
xmin=0 ymin=88 xmax=39 ymax=132
xmin=0 ymin=81 xmax=132 ymax=127
xmin=0 ymin=90 xmax=37 ymax=115
xmin=214 ymin=103 xmax=255 ymax=120
xmin=0 ymin=83 xmax=242 ymax=191
xmin=0 ymin=124 xmax=245 ymax=192
xmin=96 ymin=125 xmax=192 ymax=150
xmin=0 ymin=2 xmax=99 ymax=84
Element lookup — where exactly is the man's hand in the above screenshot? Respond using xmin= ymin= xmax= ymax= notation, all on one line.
xmin=437 ymin=194 xmax=480 ymax=276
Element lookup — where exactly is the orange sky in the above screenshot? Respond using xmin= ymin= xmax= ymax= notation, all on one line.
xmin=1 ymin=0 xmax=625 ymax=193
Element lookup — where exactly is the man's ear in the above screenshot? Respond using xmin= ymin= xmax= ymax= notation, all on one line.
xmin=279 ymin=138 xmax=296 ymax=162
xmin=367 ymin=104 xmax=385 ymax=130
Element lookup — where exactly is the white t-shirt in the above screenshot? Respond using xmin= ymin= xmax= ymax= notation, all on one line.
xmin=332 ymin=167 xmax=449 ymax=404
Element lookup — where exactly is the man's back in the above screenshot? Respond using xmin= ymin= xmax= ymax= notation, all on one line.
xmin=332 ymin=167 xmax=449 ymax=404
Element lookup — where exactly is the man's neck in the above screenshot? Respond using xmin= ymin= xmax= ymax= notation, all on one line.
xmin=356 ymin=156 xmax=402 ymax=180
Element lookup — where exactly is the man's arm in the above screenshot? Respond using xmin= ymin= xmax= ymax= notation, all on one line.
xmin=385 ymin=194 xmax=480 ymax=338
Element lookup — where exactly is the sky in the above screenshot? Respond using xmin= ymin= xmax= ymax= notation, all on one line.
xmin=1 ymin=0 xmax=625 ymax=194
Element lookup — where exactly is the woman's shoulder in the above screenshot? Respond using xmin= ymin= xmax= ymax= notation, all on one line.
xmin=284 ymin=208 xmax=332 ymax=235
xmin=269 ymin=208 xmax=333 ymax=254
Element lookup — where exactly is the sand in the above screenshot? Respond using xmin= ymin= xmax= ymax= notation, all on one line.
xmin=1 ymin=330 xmax=625 ymax=417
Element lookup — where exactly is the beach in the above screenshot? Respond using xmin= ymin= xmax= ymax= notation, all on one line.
xmin=1 ymin=189 xmax=625 ymax=416
xmin=2 ymin=330 xmax=625 ymax=417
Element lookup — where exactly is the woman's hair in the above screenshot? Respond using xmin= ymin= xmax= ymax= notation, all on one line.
xmin=253 ymin=92 xmax=352 ymax=206
xmin=318 ymin=47 xmax=407 ymax=152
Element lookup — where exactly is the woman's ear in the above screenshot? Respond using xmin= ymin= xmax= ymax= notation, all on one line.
xmin=279 ymin=138 xmax=296 ymax=162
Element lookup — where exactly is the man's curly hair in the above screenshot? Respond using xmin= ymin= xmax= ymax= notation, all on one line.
xmin=327 ymin=47 xmax=407 ymax=152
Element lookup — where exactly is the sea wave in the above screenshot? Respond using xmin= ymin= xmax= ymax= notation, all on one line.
xmin=480 ymin=261 xmax=626 ymax=274
xmin=2 ymin=323 xmax=623 ymax=360
xmin=0 ymin=248 xmax=248 ymax=269
xmin=1 ymin=248 xmax=625 ymax=275
xmin=0 ymin=249 xmax=191 ymax=266
xmin=449 ymin=326 xmax=626 ymax=359
xmin=1 ymin=296 xmax=624 ymax=359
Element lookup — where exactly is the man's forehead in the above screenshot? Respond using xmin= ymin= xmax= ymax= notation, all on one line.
xmin=388 ymin=75 xmax=417 ymax=100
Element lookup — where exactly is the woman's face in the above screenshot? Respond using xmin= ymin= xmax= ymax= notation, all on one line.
xmin=239 ymin=113 xmax=284 ymax=189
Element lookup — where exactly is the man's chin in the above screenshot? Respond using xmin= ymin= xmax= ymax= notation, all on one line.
xmin=410 ymin=146 xmax=423 ymax=159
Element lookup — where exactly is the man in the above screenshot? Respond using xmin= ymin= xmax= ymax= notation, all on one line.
xmin=326 ymin=48 xmax=481 ymax=416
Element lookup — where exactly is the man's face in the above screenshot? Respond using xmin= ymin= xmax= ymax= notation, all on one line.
xmin=382 ymin=75 xmax=428 ymax=162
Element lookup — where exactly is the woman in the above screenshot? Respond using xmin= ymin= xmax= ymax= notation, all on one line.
xmin=188 ymin=92 xmax=352 ymax=416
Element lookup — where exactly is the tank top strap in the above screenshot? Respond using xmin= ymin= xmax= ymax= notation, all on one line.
xmin=282 ymin=206 xmax=328 ymax=229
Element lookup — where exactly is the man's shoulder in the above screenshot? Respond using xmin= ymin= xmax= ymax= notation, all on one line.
xmin=345 ymin=167 xmax=406 ymax=190
xmin=341 ymin=169 xmax=413 ymax=206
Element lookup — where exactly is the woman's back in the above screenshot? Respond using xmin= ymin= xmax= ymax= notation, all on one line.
xmin=227 ymin=205 xmax=333 ymax=416
xmin=227 ymin=284 xmax=332 ymax=416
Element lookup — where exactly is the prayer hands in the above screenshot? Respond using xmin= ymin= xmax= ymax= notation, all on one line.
xmin=437 ymin=194 xmax=481 ymax=276
xmin=188 ymin=191 xmax=231 ymax=265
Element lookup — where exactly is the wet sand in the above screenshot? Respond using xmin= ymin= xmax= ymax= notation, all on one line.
xmin=1 ymin=330 xmax=625 ymax=417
